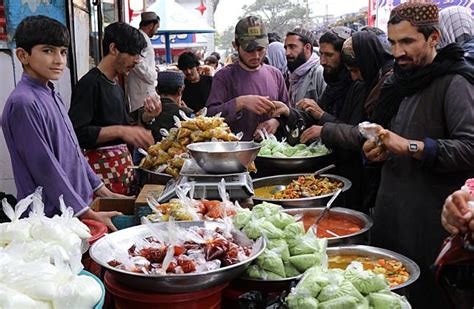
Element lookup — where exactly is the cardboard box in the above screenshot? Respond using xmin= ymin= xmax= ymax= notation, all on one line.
xmin=90 ymin=197 xmax=136 ymax=215
xmin=135 ymin=184 xmax=165 ymax=207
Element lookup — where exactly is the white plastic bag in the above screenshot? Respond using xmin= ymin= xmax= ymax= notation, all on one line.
xmin=53 ymin=274 xmax=101 ymax=309
xmin=0 ymin=283 xmax=52 ymax=309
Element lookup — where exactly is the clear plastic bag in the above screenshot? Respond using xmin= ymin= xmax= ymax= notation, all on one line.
xmin=358 ymin=121 xmax=381 ymax=144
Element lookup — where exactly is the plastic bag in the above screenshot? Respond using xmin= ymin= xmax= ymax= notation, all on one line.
xmin=51 ymin=195 xmax=91 ymax=240
xmin=1 ymin=258 xmax=64 ymax=301
xmin=0 ymin=192 xmax=34 ymax=245
xmin=358 ymin=121 xmax=380 ymax=144
xmin=53 ymin=274 xmax=101 ymax=309
xmin=0 ymin=283 xmax=52 ymax=309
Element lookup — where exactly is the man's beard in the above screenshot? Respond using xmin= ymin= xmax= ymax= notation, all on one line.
xmin=323 ymin=64 xmax=344 ymax=83
xmin=239 ymin=54 xmax=260 ymax=69
xmin=287 ymin=52 xmax=307 ymax=73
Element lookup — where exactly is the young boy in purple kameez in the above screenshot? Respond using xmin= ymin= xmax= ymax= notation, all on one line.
xmin=1 ymin=15 xmax=122 ymax=230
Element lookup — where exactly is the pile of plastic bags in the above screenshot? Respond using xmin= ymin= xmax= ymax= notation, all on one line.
xmin=258 ymin=132 xmax=330 ymax=158
xmin=234 ymin=202 xmax=328 ymax=280
xmin=286 ymin=262 xmax=411 ymax=309
xmin=0 ymin=188 xmax=102 ymax=309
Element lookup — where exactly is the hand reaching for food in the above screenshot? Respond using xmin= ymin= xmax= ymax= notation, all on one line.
xmin=270 ymin=101 xmax=290 ymax=118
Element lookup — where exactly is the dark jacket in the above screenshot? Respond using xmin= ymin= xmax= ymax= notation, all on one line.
xmin=463 ymin=36 xmax=474 ymax=66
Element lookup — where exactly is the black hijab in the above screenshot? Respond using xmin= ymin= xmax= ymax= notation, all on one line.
xmin=371 ymin=43 xmax=474 ymax=128
xmin=319 ymin=67 xmax=353 ymax=117
xmin=345 ymin=31 xmax=392 ymax=88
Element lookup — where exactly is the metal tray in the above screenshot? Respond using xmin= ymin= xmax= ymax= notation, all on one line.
xmin=89 ymin=221 xmax=265 ymax=293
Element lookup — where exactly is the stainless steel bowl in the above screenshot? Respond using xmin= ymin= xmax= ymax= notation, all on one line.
xmin=89 ymin=221 xmax=265 ymax=293
xmin=187 ymin=141 xmax=261 ymax=174
xmin=283 ymin=207 xmax=372 ymax=246
xmin=252 ymin=173 xmax=352 ymax=208
xmin=255 ymin=152 xmax=334 ymax=177
xmin=326 ymin=245 xmax=420 ymax=292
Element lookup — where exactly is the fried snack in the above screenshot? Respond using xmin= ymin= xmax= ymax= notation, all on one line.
xmin=152 ymin=150 xmax=171 ymax=166
xmin=178 ymin=127 xmax=193 ymax=139
xmin=139 ymin=115 xmax=241 ymax=177
xmin=181 ymin=120 xmax=199 ymax=131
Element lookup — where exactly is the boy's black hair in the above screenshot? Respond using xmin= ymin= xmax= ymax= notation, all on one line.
xmin=14 ymin=15 xmax=70 ymax=54
xmin=157 ymin=84 xmax=182 ymax=96
xmin=177 ymin=52 xmax=200 ymax=70
xmin=103 ymin=22 xmax=147 ymax=56
xmin=388 ymin=14 xmax=440 ymax=41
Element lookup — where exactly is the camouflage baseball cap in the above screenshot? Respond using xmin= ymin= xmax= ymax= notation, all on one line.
xmin=235 ymin=16 xmax=269 ymax=52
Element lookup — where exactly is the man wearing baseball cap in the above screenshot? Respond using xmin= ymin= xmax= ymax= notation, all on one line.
xmin=127 ymin=12 xmax=160 ymax=115
xmin=206 ymin=16 xmax=289 ymax=141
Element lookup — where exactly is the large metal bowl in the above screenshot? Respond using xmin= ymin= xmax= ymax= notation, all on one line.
xmin=326 ymin=245 xmax=420 ymax=293
xmin=89 ymin=221 xmax=265 ymax=293
xmin=252 ymin=173 xmax=352 ymax=208
xmin=283 ymin=207 xmax=372 ymax=246
xmin=187 ymin=141 xmax=261 ymax=174
xmin=255 ymin=152 xmax=334 ymax=177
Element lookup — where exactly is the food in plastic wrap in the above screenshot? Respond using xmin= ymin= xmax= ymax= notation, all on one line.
xmin=139 ymin=113 xmax=241 ymax=176
xmin=236 ymin=202 xmax=328 ymax=280
xmin=258 ymin=133 xmax=331 ymax=158
xmin=0 ymin=190 xmax=102 ymax=308
xmin=286 ymin=263 xmax=411 ymax=309
xmin=107 ymin=225 xmax=253 ymax=275
xmin=146 ymin=182 xmax=240 ymax=223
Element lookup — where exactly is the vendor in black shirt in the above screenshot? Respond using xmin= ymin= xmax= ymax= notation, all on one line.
xmin=140 ymin=70 xmax=193 ymax=142
xmin=177 ymin=52 xmax=213 ymax=112
xmin=69 ymin=22 xmax=161 ymax=194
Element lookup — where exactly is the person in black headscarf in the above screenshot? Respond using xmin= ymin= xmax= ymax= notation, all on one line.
xmin=363 ymin=2 xmax=474 ymax=308
xmin=305 ymin=27 xmax=354 ymax=123
xmin=273 ymin=31 xmax=393 ymax=213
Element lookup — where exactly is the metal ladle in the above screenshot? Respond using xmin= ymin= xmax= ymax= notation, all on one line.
xmin=314 ymin=188 xmax=343 ymax=225
xmin=270 ymin=164 xmax=336 ymax=195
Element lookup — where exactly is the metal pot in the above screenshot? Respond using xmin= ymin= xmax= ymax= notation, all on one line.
xmin=252 ymin=173 xmax=352 ymax=208
xmin=187 ymin=141 xmax=261 ymax=174
xmin=283 ymin=207 xmax=373 ymax=246
xmin=89 ymin=221 xmax=266 ymax=293
xmin=326 ymin=245 xmax=421 ymax=295
xmin=254 ymin=152 xmax=334 ymax=177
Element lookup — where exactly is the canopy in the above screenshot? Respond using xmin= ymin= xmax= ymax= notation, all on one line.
xmin=130 ymin=0 xmax=216 ymax=63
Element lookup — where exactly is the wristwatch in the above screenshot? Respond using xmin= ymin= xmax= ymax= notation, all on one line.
xmin=408 ymin=140 xmax=418 ymax=154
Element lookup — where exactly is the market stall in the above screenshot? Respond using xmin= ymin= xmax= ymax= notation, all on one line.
xmin=1 ymin=113 xmax=423 ymax=309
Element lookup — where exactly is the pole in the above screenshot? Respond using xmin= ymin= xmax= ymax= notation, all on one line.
xmin=165 ymin=33 xmax=171 ymax=64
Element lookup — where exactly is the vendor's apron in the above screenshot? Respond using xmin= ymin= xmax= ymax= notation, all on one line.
xmin=83 ymin=144 xmax=134 ymax=195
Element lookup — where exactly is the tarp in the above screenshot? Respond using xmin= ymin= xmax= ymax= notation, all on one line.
xmin=130 ymin=0 xmax=215 ymax=62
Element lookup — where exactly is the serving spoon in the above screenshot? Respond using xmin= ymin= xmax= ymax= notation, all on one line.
xmin=314 ymin=188 xmax=343 ymax=225
xmin=270 ymin=164 xmax=336 ymax=195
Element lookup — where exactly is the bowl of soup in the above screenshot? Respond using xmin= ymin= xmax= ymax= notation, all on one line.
xmin=283 ymin=207 xmax=372 ymax=246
